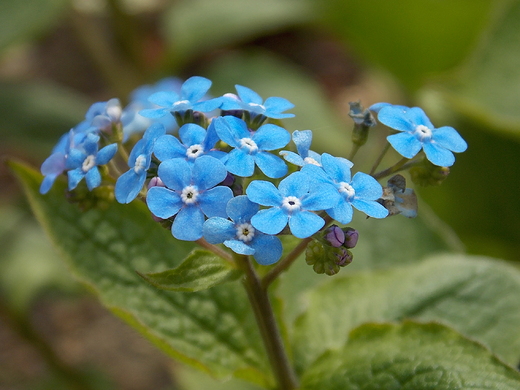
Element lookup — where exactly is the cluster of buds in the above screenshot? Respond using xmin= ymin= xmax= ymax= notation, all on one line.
xmin=305 ymin=225 xmax=359 ymax=275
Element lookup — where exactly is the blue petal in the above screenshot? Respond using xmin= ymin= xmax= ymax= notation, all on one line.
xmin=302 ymin=183 xmax=341 ymax=211
xmin=263 ymin=97 xmax=295 ymax=118
xmin=181 ymin=76 xmax=211 ymax=102
xmin=278 ymin=172 xmax=310 ymax=198
xmin=279 ymin=150 xmax=304 ymax=166
xmin=326 ymin=199 xmax=353 ymax=225
xmin=40 ymin=174 xmax=59 ymax=194
xmin=226 ymin=195 xmax=258 ymax=222
xmin=198 ymin=186 xmax=233 ymax=218
xmin=84 ymin=167 xmax=101 ymax=190
xmin=148 ymin=91 xmax=179 ymax=107
xmin=193 ymin=98 xmax=223 ymax=113
xmin=96 ymin=143 xmax=118 ymax=165
xmin=179 ymin=123 xmax=206 ymax=146
xmin=67 ymin=168 xmax=84 ymax=190
xmin=433 ymin=126 xmax=467 ymax=153
xmin=192 ymin=156 xmax=228 ymax=190
xmin=351 ymin=172 xmax=382 ymax=200
xmin=172 ymin=206 xmax=205 ymax=241
xmin=41 ymin=152 xmax=66 ymax=176
xmin=378 ymin=106 xmax=415 ymax=132
xmin=406 ymin=107 xmax=434 ymax=129
xmin=235 ymin=85 xmax=263 ymax=105
xmin=154 ymin=135 xmax=186 ymax=161
xmin=246 ymin=180 xmax=282 ymax=206
xmin=146 ymin=187 xmax=182 ymax=218
xmin=387 ymin=132 xmax=423 ymax=159
xmin=203 ymin=217 xmax=235 ymax=244
xmin=214 ymin=116 xmax=249 ymax=147
xmin=321 ymin=153 xmax=351 ymax=183
xmin=138 ymin=107 xmax=169 ymax=119
xmin=158 ymin=158 xmax=191 ymax=190
xmin=253 ymin=124 xmax=290 ymax=150
xmin=255 ymin=152 xmax=288 ymax=179
xmin=115 ymin=169 xmax=145 ymax=204
xmin=250 ymin=235 xmax=282 ymax=265
xmin=292 ymin=130 xmax=312 ymax=157
xmin=351 ymin=198 xmax=389 ymax=219
xmin=225 ymin=149 xmax=255 ymax=177
xmin=224 ymin=240 xmax=255 ymax=256
xmin=423 ymin=142 xmax=456 ymax=167
xmin=289 ymin=211 xmax=324 ymax=238
xmin=251 ymin=207 xmax=287 ymax=235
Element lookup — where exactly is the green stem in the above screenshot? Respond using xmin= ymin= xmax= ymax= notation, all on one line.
xmin=348 ymin=143 xmax=361 ymax=162
xmin=262 ymin=237 xmax=312 ymax=289
xmin=195 ymin=238 xmax=234 ymax=263
xmin=372 ymin=157 xmax=410 ymax=180
xmin=369 ymin=142 xmax=391 ymax=175
xmin=236 ymin=255 xmax=299 ymax=390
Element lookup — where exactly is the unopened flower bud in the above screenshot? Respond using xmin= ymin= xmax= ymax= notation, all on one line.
xmin=334 ymin=247 xmax=353 ymax=266
xmin=325 ymin=225 xmax=345 ymax=247
xmin=306 ymin=239 xmax=353 ymax=276
xmin=148 ymin=176 xmax=165 ymax=189
xmin=342 ymin=227 xmax=359 ymax=248
xmin=410 ymin=160 xmax=450 ymax=186
xmin=349 ymin=101 xmax=376 ymax=147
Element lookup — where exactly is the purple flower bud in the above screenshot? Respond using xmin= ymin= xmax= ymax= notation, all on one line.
xmin=335 ymin=247 xmax=353 ymax=266
xmin=148 ymin=176 xmax=165 ymax=189
xmin=325 ymin=225 xmax=345 ymax=247
xmin=343 ymin=227 xmax=359 ymax=248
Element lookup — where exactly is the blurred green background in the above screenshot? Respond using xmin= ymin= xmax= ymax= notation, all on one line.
xmin=1 ymin=0 xmax=519 ymax=388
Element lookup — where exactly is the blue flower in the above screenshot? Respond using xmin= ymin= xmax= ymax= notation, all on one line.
xmin=139 ymin=76 xmax=221 ymax=119
xmin=121 ymin=77 xmax=181 ymax=137
xmin=203 ymin=196 xmax=283 ymax=265
xmin=153 ymin=122 xmax=226 ymax=163
xmin=279 ymin=130 xmax=322 ymax=167
xmin=65 ymin=133 xmax=118 ymax=191
xmin=220 ymin=85 xmax=295 ymax=119
xmin=374 ymin=104 xmax=468 ymax=167
xmin=213 ymin=116 xmax=290 ymax=178
xmin=246 ymin=172 xmax=340 ymax=239
xmin=301 ymin=153 xmax=388 ymax=224
xmin=115 ymin=123 xmax=166 ymax=204
xmin=146 ymin=156 xmax=233 ymax=241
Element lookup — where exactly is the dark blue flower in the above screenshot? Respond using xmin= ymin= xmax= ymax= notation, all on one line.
xmin=153 ymin=122 xmax=226 ymax=163
xmin=220 ymin=85 xmax=295 ymax=119
xmin=213 ymin=116 xmax=289 ymax=178
xmin=146 ymin=156 xmax=233 ymax=241
xmin=374 ymin=104 xmax=467 ymax=167
xmin=115 ymin=123 xmax=166 ymax=204
xmin=246 ymin=172 xmax=340 ymax=239
xmin=65 ymin=133 xmax=118 ymax=191
xmin=203 ymin=195 xmax=283 ymax=265
xmin=301 ymin=153 xmax=388 ymax=224
xmin=139 ymin=76 xmax=221 ymax=119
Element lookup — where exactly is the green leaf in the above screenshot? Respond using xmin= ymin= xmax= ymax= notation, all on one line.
xmin=293 ymin=254 xmax=520 ymax=373
xmin=139 ymin=249 xmax=242 ymax=292
xmin=163 ymin=0 xmax=313 ymax=67
xmin=0 ymin=0 xmax=69 ymax=54
xmin=431 ymin=0 xmax=520 ymax=137
xmin=9 ymin=160 xmax=271 ymax=386
xmin=301 ymin=321 xmax=520 ymax=390
xmin=318 ymin=0 xmax=498 ymax=89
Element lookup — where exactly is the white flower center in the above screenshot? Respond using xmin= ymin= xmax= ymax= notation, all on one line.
xmin=282 ymin=196 xmax=301 ymax=212
xmin=303 ymin=156 xmax=320 ymax=166
xmin=134 ymin=154 xmax=147 ymax=174
xmin=240 ymin=137 xmax=258 ymax=153
xmin=339 ymin=182 xmax=355 ymax=200
xmin=236 ymin=223 xmax=255 ymax=242
xmin=186 ymin=144 xmax=204 ymax=159
xmin=82 ymin=155 xmax=96 ymax=172
xmin=173 ymin=99 xmax=190 ymax=108
xmin=181 ymin=185 xmax=199 ymax=204
xmin=415 ymin=125 xmax=432 ymax=141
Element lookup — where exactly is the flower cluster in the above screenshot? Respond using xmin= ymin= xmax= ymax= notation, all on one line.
xmin=40 ymin=76 xmax=467 ymax=267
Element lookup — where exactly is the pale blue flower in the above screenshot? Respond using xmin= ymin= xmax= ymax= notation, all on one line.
xmin=115 ymin=123 xmax=166 ymax=204
xmin=213 ymin=116 xmax=289 ymax=178
xmin=146 ymin=156 xmax=233 ymax=241
xmin=203 ymin=196 xmax=283 ymax=265
xmin=301 ymin=153 xmax=388 ymax=224
xmin=246 ymin=172 xmax=340 ymax=239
